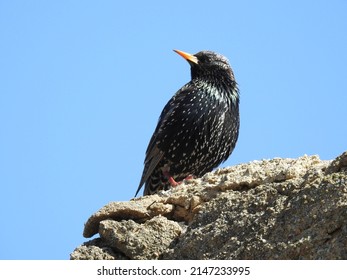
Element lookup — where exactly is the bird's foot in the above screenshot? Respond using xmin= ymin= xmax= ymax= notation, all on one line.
xmin=163 ymin=171 xmax=179 ymax=187
xmin=163 ymin=172 xmax=195 ymax=187
xmin=168 ymin=176 xmax=179 ymax=187
xmin=183 ymin=175 xmax=195 ymax=181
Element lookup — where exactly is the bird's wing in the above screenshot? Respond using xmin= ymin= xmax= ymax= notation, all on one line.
xmin=135 ymin=145 xmax=164 ymax=196
xmin=135 ymin=86 xmax=191 ymax=196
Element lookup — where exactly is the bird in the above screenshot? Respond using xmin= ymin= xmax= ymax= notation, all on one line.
xmin=135 ymin=49 xmax=240 ymax=196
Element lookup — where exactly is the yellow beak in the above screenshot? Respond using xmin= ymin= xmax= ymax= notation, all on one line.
xmin=174 ymin=49 xmax=199 ymax=64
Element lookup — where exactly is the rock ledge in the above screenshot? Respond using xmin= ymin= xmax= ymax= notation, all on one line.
xmin=71 ymin=152 xmax=347 ymax=260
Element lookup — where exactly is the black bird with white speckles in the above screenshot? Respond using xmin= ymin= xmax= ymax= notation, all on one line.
xmin=135 ymin=50 xmax=240 ymax=196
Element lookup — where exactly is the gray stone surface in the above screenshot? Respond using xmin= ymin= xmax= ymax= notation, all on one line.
xmin=99 ymin=216 xmax=182 ymax=260
xmin=71 ymin=152 xmax=347 ymax=260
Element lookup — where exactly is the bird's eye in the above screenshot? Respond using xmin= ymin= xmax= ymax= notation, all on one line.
xmin=198 ymin=57 xmax=207 ymax=64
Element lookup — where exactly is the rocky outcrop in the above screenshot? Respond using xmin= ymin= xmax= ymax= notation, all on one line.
xmin=70 ymin=152 xmax=347 ymax=260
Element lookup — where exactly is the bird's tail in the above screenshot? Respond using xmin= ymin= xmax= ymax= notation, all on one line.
xmin=142 ymin=168 xmax=171 ymax=196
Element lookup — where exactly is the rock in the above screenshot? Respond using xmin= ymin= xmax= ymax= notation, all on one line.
xmin=70 ymin=238 xmax=128 ymax=260
xmin=71 ymin=152 xmax=347 ymax=259
xmin=99 ymin=216 xmax=182 ymax=260
xmin=83 ymin=195 xmax=174 ymax=238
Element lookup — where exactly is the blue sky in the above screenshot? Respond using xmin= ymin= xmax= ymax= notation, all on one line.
xmin=0 ymin=0 xmax=346 ymax=259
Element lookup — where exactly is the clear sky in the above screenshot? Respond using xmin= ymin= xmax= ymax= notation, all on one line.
xmin=0 ymin=0 xmax=346 ymax=260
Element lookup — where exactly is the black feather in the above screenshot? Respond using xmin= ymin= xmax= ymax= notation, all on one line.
xmin=135 ymin=50 xmax=240 ymax=196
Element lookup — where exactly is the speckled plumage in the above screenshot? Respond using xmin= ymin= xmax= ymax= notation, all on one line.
xmin=135 ymin=50 xmax=240 ymax=196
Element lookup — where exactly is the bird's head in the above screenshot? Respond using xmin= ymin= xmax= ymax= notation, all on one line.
xmin=174 ymin=49 xmax=235 ymax=81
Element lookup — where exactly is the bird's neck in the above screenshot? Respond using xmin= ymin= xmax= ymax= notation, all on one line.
xmin=192 ymin=75 xmax=239 ymax=109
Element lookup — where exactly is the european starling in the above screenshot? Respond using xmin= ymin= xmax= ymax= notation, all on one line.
xmin=135 ymin=50 xmax=239 ymax=196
